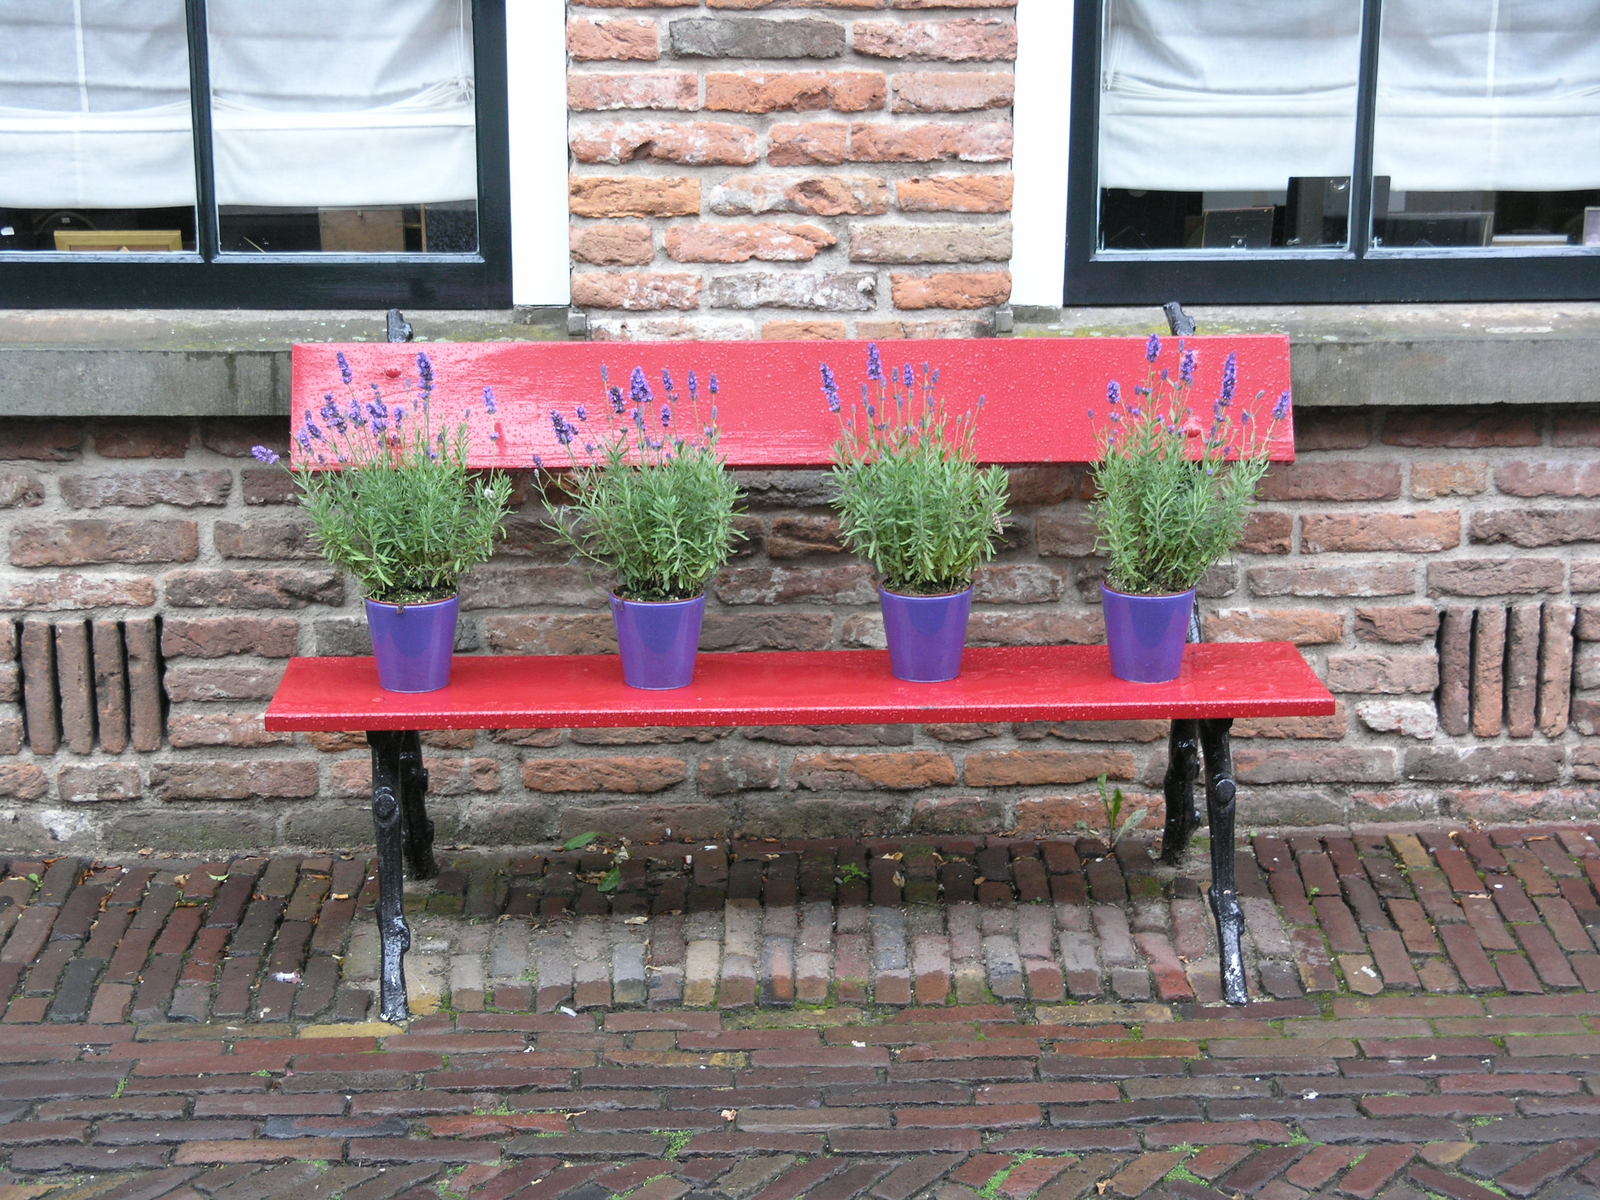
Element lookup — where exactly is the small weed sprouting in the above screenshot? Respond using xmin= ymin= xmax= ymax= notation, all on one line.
xmin=1076 ymin=773 xmax=1151 ymax=847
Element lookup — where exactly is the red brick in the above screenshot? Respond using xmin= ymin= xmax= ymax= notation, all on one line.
xmin=522 ymin=755 xmax=687 ymax=794
xmin=1204 ymin=608 xmax=1344 ymax=644
xmin=1412 ymin=461 xmax=1488 ymax=498
xmin=150 ymin=760 xmax=319 ymax=801
xmin=11 ymin=519 xmax=198 ymax=566
xmin=571 ymin=223 xmax=654 ymax=266
xmin=1239 ymin=509 xmax=1293 ymax=554
xmin=572 ymin=121 xmax=759 ymax=165
xmin=666 ymin=222 xmax=836 ymax=262
xmin=0 ymin=421 xmax=83 ymax=460
xmin=571 ymin=271 xmax=702 ymax=311
xmin=57 ymin=765 xmax=142 ymax=804
xmin=1385 ymin=408 xmax=1541 ymax=447
xmin=1325 ymin=652 xmax=1439 ymax=694
xmin=1355 ymin=605 xmax=1441 ymax=643
xmin=1471 ymin=507 xmax=1600 ymax=547
xmin=710 ymin=173 xmax=889 ymax=216
xmin=570 ymin=176 xmax=701 ymax=218
xmin=0 ymin=764 xmax=49 ymax=800
xmin=1247 ymin=563 xmax=1416 ymax=597
xmin=1235 ymin=746 xmax=1398 ymax=784
xmin=1427 ymin=558 xmax=1565 ymax=596
xmin=124 ymin=616 xmax=163 ymax=752
xmin=93 ymin=422 xmax=191 ymax=458
xmin=568 ymin=16 xmax=659 ymax=61
xmin=1301 ymin=512 xmax=1460 ymax=553
xmin=163 ymin=664 xmax=284 ymax=703
xmin=568 ymin=71 xmax=699 ymax=112
xmin=964 ymin=749 xmax=1133 ymax=787
xmin=891 ymin=271 xmax=1011 ymax=309
xmin=761 ymin=320 xmax=850 ymax=340
xmin=161 ymin=617 xmax=300 ymax=658
xmin=851 ymin=223 xmax=1009 ymax=264
xmin=793 ymin=751 xmax=957 ymax=790
xmin=1257 ymin=461 xmax=1401 ymax=501
xmin=768 ymin=122 xmax=849 ymax=166
xmin=707 ymin=71 xmax=885 ymax=113
xmin=166 ymin=713 xmax=291 ymax=749
xmin=59 ymin=470 xmax=232 ymax=508
xmin=854 ymin=18 xmax=1017 ymax=60
xmin=850 ymin=121 xmax=1012 ymax=163
xmin=897 ymin=174 xmax=1013 ymax=213
xmin=0 ymin=471 xmax=44 ymax=508
xmin=164 ymin=568 xmax=343 ymax=609
xmin=212 ymin=519 xmax=318 ymax=560
xmin=892 ymin=71 xmax=1013 ymax=112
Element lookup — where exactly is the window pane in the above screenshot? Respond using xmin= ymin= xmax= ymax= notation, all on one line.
xmin=0 ymin=0 xmax=196 ymax=253
xmin=206 ymin=0 xmax=478 ymax=255
xmin=1371 ymin=0 xmax=1600 ymax=250
xmin=1096 ymin=0 xmax=1361 ymax=252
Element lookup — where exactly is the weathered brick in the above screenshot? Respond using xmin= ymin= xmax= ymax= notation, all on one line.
xmin=698 ymin=753 xmax=782 ymax=795
xmin=1257 ymin=461 xmax=1401 ymax=502
xmin=242 ymin=468 xmax=298 ymax=506
xmin=0 ymin=472 xmax=45 ymax=507
xmin=891 ymin=271 xmax=1010 ymax=309
xmin=709 ymin=173 xmax=889 ymax=216
xmin=1239 ymin=510 xmax=1293 ymax=554
xmin=161 ymin=617 xmax=301 ymax=659
xmin=850 ymin=121 xmax=1012 ymax=163
xmin=572 ymin=271 xmax=704 ymax=311
xmin=1204 ymin=608 xmax=1345 ymax=644
xmin=1248 ymin=563 xmax=1416 ymax=597
xmin=164 ymin=569 xmax=344 ymax=609
xmin=897 ymin=174 xmax=1013 ymax=213
xmin=964 ymin=750 xmax=1133 ymax=787
xmin=666 ymin=222 xmax=836 ymax=262
xmin=571 ymin=121 xmax=760 ymax=165
xmin=1427 ymin=558 xmax=1565 ymax=596
xmin=57 ymin=765 xmax=142 ymax=804
xmin=1325 ymin=652 xmax=1439 ymax=694
xmin=163 ymin=664 xmax=284 ymax=703
xmin=1301 ymin=512 xmax=1460 ymax=553
xmin=59 ymin=471 xmax=233 ymax=508
xmin=93 ymin=422 xmax=191 ymax=458
xmin=1404 ymin=746 xmax=1564 ymax=784
xmin=11 ymin=519 xmax=198 ymax=566
xmin=768 ymin=122 xmax=849 ymax=165
xmin=893 ymin=71 xmax=1013 ymax=112
xmin=568 ymin=17 xmax=659 ymax=61
xmin=793 ymin=751 xmax=956 ymax=790
xmin=1471 ymin=605 xmax=1507 ymax=737
xmin=854 ymin=18 xmax=1017 ymax=60
xmin=706 ymin=271 xmax=877 ymax=311
xmin=1 ymin=421 xmax=83 ymax=460
xmin=570 ymin=176 xmax=701 ymax=218
xmin=707 ymin=71 xmax=884 ymax=113
xmin=0 ymin=763 xmax=49 ymax=800
xmin=1539 ymin=603 xmax=1576 ymax=736
xmin=1384 ymin=408 xmax=1541 ymax=448
xmin=571 ymin=223 xmax=655 ymax=266
xmin=0 ymin=574 xmax=157 ymax=611
xmin=522 ymin=756 xmax=688 ymax=794
xmin=1354 ymin=699 xmax=1437 ymax=740
xmin=671 ymin=17 xmax=846 ymax=58
xmin=1355 ymin=605 xmax=1441 ymax=643
xmin=761 ymin=320 xmax=850 ymax=340
xmin=568 ymin=71 xmax=699 ymax=112
xmin=213 ymin=519 xmax=319 ymax=560
xmin=849 ymin=223 xmax=1009 ymax=264
xmin=1236 ymin=746 xmax=1398 ymax=784
xmin=166 ymin=712 xmax=292 ymax=749
xmin=150 ymin=761 xmax=319 ymax=801
xmin=1471 ymin=508 xmax=1600 ymax=547
xmin=1413 ymin=461 xmax=1488 ymax=499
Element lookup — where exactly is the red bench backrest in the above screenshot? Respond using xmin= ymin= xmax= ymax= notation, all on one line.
xmin=289 ymin=335 xmax=1294 ymax=470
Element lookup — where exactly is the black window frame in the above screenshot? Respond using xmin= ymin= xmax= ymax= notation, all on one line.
xmin=0 ymin=0 xmax=511 ymax=310
xmin=1065 ymin=0 xmax=1600 ymax=305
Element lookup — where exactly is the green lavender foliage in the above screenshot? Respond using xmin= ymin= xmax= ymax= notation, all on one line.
xmin=1090 ymin=340 xmax=1286 ymax=596
xmin=548 ymin=367 xmax=744 ymax=603
xmin=280 ymin=354 xmax=512 ymax=605
xmin=828 ymin=347 xmax=1011 ymax=596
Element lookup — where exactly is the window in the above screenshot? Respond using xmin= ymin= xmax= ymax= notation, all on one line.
xmin=1066 ymin=0 xmax=1600 ymax=304
xmin=0 ymin=0 xmax=509 ymax=308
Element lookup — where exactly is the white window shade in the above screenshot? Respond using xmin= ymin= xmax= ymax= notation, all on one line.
xmin=1099 ymin=0 xmax=1600 ymax=195
xmin=0 ymin=0 xmax=476 ymax=211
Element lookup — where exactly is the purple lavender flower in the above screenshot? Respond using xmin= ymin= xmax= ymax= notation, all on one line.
xmin=600 ymin=364 xmax=610 ymax=384
xmin=709 ymin=374 xmax=719 ymax=396
xmin=304 ymin=418 xmax=323 ymax=441
xmin=820 ymin=363 xmax=841 ymax=413
xmin=1180 ymin=348 xmax=1197 ymax=384
xmin=250 ymin=445 xmax=281 ymax=464
xmin=688 ymin=370 xmax=699 ymax=401
xmin=417 ymin=351 xmax=435 ymax=394
xmin=609 ymin=385 xmax=626 ymax=415
xmin=866 ymin=343 xmax=884 ymax=383
xmin=1221 ymin=352 xmax=1238 ymax=404
xmin=1146 ymin=334 xmax=1161 ymax=362
xmin=1107 ymin=380 xmax=1122 ymax=406
xmin=1272 ymin=390 xmax=1291 ymax=421
xmin=630 ymin=366 xmax=652 ymax=409
xmin=575 ymin=405 xmax=588 ymax=422
xmin=296 ymin=432 xmax=312 ymax=453
xmin=483 ymin=386 xmax=497 ymax=415
xmin=661 ymin=369 xmax=675 ymax=395
xmin=550 ymin=411 xmax=576 ymax=446
xmin=348 ymin=401 xmax=365 ymax=427
xmin=660 ymin=404 xmax=672 ymax=428
xmin=336 ymin=351 xmax=353 ymax=385
xmin=532 ymin=454 xmax=545 ymax=469
xmin=393 ymin=406 xmax=405 ymax=427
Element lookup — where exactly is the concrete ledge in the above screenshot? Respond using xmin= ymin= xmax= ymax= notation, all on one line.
xmin=1 ymin=302 xmax=1596 ymax=415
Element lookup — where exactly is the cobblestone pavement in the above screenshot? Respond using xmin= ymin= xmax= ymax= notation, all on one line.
xmin=3 ymin=825 xmax=1600 ymax=1198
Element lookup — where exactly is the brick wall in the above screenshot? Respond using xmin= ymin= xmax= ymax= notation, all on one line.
xmin=2 ymin=402 xmax=1598 ymax=853
xmin=567 ymin=1 xmax=1017 ymax=340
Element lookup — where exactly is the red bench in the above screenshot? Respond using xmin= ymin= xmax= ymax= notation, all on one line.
xmin=266 ymin=316 xmax=1331 ymax=1021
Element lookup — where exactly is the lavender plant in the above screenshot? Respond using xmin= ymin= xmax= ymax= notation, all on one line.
xmin=254 ymin=351 xmax=512 ymax=605
xmin=1090 ymin=336 xmax=1290 ymax=597
xmin=825 ymin=344 xmax=1010 ymax=596
xmin=546 ymin=366 xmax=744 ymax=603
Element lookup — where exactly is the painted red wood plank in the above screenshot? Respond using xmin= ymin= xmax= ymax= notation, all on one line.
xmin=288 ymin=336 xmax=1295 ymax=470
xmin=265 ymin=642 xmax=1332 ymax=732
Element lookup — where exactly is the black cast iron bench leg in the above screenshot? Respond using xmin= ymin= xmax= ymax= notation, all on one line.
xmin=1198 ymin=717 xmax=1247 ymax=1004
xmin=367 ymin=729 xmax=439 ymax=1022
xmin=1160 ymin=718 xmax=1201 ymax=865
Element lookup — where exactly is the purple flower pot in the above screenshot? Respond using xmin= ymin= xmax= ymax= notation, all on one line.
xmin=365 ymin=596 xmax=459 ymax=693
xmin=880 ymin=586 xmax=973 ymax=683
xmin=611 ymin=593 xmax=706 ymax=690
xmin=1100 ymin=584 xmax=1196 ymax=683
